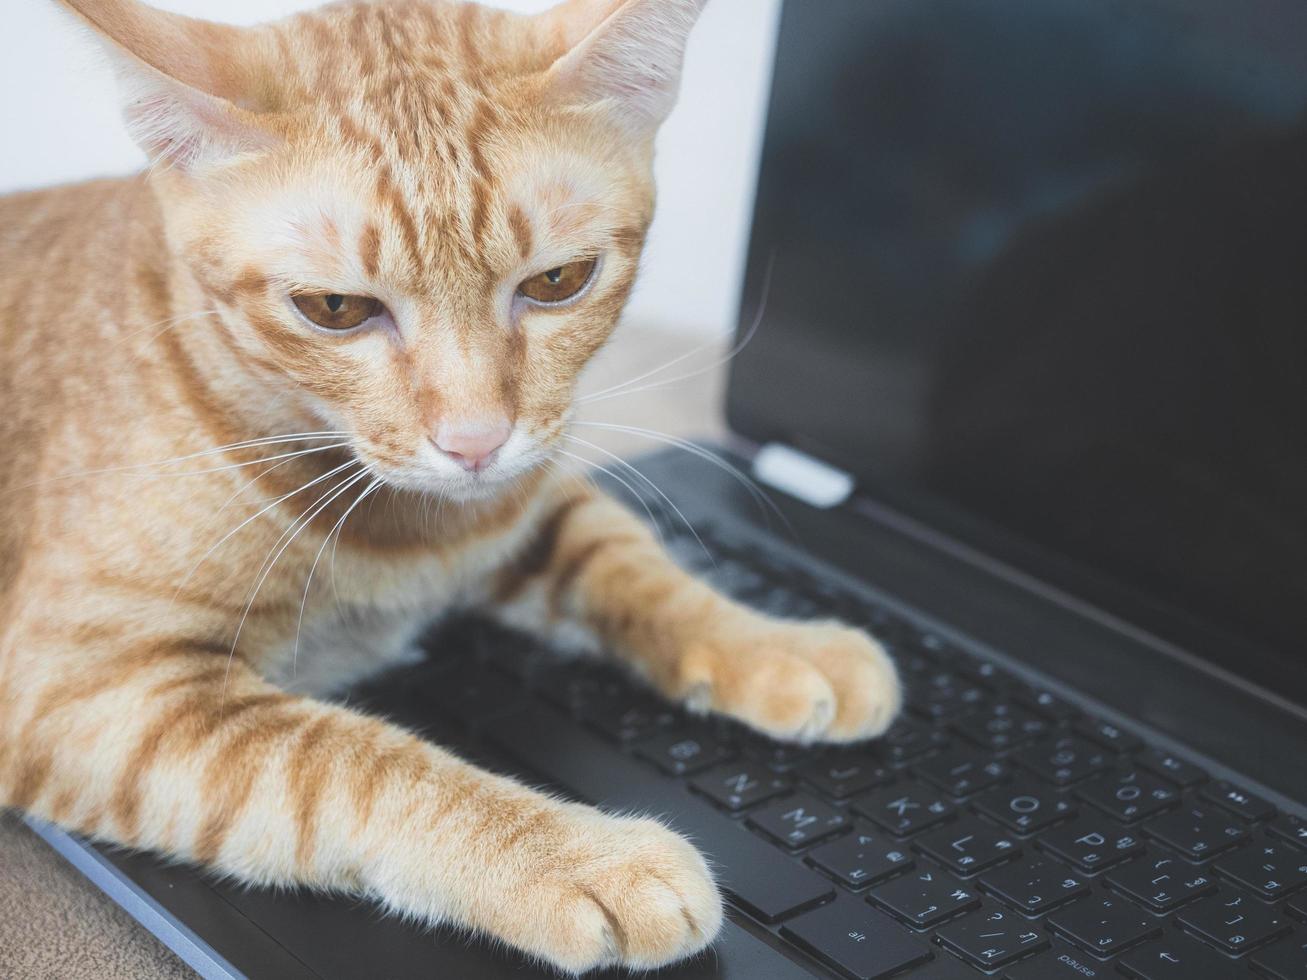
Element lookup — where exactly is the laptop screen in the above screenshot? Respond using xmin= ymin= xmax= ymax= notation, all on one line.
xmin=726 ymin=0 xmax=1307 ymax=692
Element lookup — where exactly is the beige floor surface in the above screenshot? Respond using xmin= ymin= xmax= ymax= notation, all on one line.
xmin=0 ymin=324 xmax=727 ymax=980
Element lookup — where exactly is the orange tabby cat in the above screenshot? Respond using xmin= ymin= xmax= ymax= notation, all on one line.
xmin=0 ymin=0 xmax=901 ymax=970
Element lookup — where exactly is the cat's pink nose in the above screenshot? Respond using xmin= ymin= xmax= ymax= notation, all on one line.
xmin=432 ymin=418 xmax=512 ymax=473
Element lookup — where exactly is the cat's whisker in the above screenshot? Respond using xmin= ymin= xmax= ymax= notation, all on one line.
xmin=143 ymin=434 xmax=350 ymax=469
xmin=569 ymin=420 xmax=792 ymax=536
xmin=577 ymin=251 xmax=775 ymax=407
xmin=577 ymin=336 xmax=720 ymax=405
xmin=331 ymin=478 xmax=393 ymax=606
xmin=172 ymin=458 xmax=362 ymax=607
xmin=140 ymin=442 xmax=352 ymax=481
xmin=553 ymin=449 xmax=661 ymax=538
xmin=293 ymin=471 xmax=382 ymax=677
xmin=7 ymin=432 xmax=351 ymax=496
xmin=121 ymin=309 xmax=223 ymax=355
xmin=222 ymin=466 xmax=371 ymax=702
xmin=213 ymin=449 xmax=322 ymax=517
xmin=111 ymin=308 xmax=222 ymax=349
xmin=561 ymin=435 xmax=708 ymax=561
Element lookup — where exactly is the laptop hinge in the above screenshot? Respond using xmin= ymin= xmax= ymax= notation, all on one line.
xmin=752 ymin=442 xmax=855 ymax=509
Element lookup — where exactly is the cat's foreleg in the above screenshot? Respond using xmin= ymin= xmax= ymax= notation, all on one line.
xmin=495 ymin=487 xmax=902 ymax=743
xmin=0 ymin=636 xmax=721 ymax=972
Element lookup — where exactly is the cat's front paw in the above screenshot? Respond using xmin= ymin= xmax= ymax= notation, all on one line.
xmin=676 ymin=617 xmax=902 ymax=743
xmin=500 ymin=806 xmax=722 ymax=973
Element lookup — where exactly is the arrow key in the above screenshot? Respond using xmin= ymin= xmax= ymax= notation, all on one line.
xmin=1251 ymin=934 xmax=1307 ymax=980
xmin=1118 ymin=932 xmax=1237 ymax=979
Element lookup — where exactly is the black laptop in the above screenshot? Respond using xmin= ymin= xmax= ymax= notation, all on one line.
xmin=29 ymin=1 xmax=1307 ymax=977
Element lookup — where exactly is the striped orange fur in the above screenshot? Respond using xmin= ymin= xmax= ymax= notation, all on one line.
xmin=0 ymin=0 xmax=901 ymax=971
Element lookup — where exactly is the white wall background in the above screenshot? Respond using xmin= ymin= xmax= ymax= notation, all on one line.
xmin=3 ymin=0 xmax=780 ymax=339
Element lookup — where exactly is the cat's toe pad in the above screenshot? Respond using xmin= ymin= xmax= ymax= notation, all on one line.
xmin=678 ymin=620 xmax=901 ymax=743
xmin=522 ymin=811 xmax=723 ymax=973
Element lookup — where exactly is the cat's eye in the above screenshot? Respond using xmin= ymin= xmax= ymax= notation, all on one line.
xmin=292 ymin=293 xmax=383 ymax=331
xmin=517 ymin=258 xmax=597 ymax=305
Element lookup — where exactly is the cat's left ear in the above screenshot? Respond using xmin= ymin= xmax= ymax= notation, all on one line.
xmin=539 ymin=0 xmax=709 ymax=137
xmin=55 ymin=0 xmax=278 ymax=171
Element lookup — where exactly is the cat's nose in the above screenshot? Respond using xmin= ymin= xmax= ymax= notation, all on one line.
xmin=432 ymin=418 xmax=512 ymax=473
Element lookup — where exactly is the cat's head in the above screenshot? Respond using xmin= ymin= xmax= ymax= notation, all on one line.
xmin=62 ymin=0 xmax=706 ymax=500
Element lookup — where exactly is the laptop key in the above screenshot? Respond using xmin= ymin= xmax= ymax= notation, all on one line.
xmin=779 ymin=895 xmax=934 ymax=979
xmin=806 ymin=825 xmax=914 ymax=889
xmin=936 ymin=905 xmax=1048 ymax=969
xmin=1037 ymin=818 xmax=1144 ymax=873
xmin=535 ymin=665 xmax=623 ymax=713
xmin=1291 ymin=893 xmax=1307 ymax=921
xmin=1269 ymin=812 xmax=1307 ymax=848
xmin=432 ymin=668 xmax=528 ymax=727
xmin=954 ymin=654 xmax=1017 ymax=688
xmin=1046 ymin=895 xmax=1160 ymax=956
xmin=980 ymin=856 xmax=1090 ymax=914
xmin=1104 ymin=849 xmax=1216 ymax=911
xmin=951 ymin=701 xmax=1049 ymax=752
xmin=913 ymin=673 xmax=989 ymax=722
xmin=914 ymin=823 xmax=1019 ymax=876
xmin=1074 ymin=716 xmax=1142 ymax=753
xmin=1144 ymin=805 xmax=1248 ymax=860
xmin=1117 ymin=932 xmax=1236 ymax=979
xmin=869 ymin=867 xmax=981 ymax=928
xmin=1002 ymin=940 xmax=1110 ymax=979
xmin=1251 ymin=935 xmax=1307 ymax=980
xmin=689 ymin=761 xmax=790 ymax=813
xmin=746 ymin=793 xmax=850 ymax=851
xmin=1016 ymin=686 xmax=1079 ymax=722
xmin=973 ymin=782 xmax=1077 ymax=835
xmin=741 ymin=736 xmax=818 ymax=772
xmin=799 ymin=752 xmax=892 ymax=799
xmin=1014 ymin=735 xmax=1112 ymax=787
xmin=1175 ymin=888 xmax=1291 ymax=953
xmin=1214 ymin=839 xmax=1307 ymax=899
xmin=852 ymin=783 xmax=956 ymax=837
xmin=1137 ymin=748 xmax=1206 ymax=788
xmin=1075 ymin=769 xmax=1179 ymax=823
xmin=1200 ymin=780 xmax=1277 ymax=822
xmin=914 ymin=746 xmax=1008 ymax=798
xmin=879 ymin=718 xmax=947 ymax=766
xmin=634 ymin=728 xmax=733 ymax=776
xmin=578 ymin=694 xmax=676 ymax=742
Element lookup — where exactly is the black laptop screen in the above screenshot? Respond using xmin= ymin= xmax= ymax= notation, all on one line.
xmin=727 ymin=0 xmax=1307 ymax=680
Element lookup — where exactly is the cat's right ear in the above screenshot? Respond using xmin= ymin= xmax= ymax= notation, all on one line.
xmin=539 ymin=0 xmax=709 ymax=138
xmin=55 ymin=0 xmax=278 ymax=171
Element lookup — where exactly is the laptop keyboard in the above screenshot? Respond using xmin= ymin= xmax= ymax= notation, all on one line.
xmin=379 ymin=519 xmax=1307 ymax=980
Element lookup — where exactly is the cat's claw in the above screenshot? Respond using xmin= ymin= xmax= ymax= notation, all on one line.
xmin=676 ymin=618 xmax=902 ymax=743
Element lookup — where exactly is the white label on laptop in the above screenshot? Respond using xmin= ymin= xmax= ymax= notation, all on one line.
xmin=753 ymin=442 xmax=855 ymax=509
